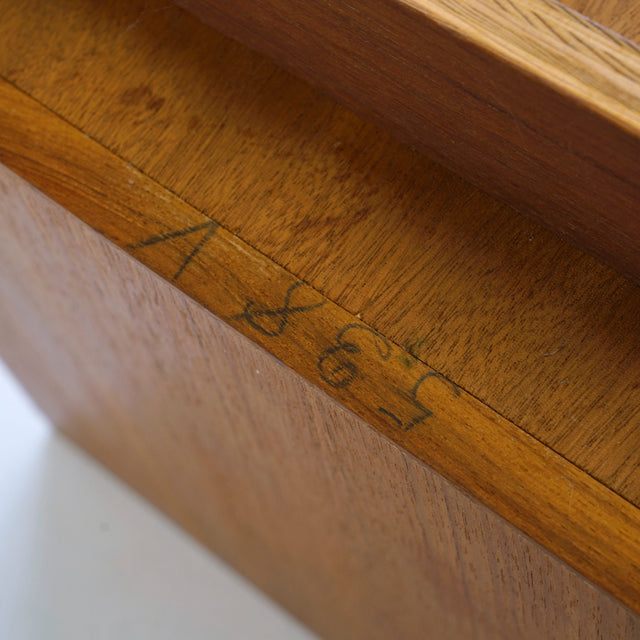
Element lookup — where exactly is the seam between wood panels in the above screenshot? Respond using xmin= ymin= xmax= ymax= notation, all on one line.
xmin=2 ymin=76 xmax=640 ymax=612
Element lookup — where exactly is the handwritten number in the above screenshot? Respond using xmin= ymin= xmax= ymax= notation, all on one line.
xmin=378 ymin=372 xmax=460 ymax=431
xmin=130 ymin=224 xmax=461 ymax=433
xmin=318 ymin=324 xmax=391 ymax=389
xmin=378 ymin=407 xmax=403 ymax=428
xmin=319 ymin=325 xmax=459 ymax=430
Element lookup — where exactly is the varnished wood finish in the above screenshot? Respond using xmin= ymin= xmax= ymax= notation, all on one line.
xmin=2 ymin=76 xmax=640 ymax=613
xmin=1 ymin=0 xmax=640 ymax=627
xmin=1 ymin=0 xmax=638 ymax=508
xmin=563 ymin=0 xmax=640 ymax=42
xmin=1 ymin=164 xmax=639 ymax=640
xmin=178 ymin=0 xmax=640 ymax=284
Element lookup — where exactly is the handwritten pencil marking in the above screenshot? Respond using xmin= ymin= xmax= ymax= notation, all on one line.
xmin=127 ymin=221 xmax=218 ymax=280
xmin=378 ymin=372 xmax=461 ymax=431
xmin=234 ymin=282 xmax=325 ymax=337
xmin=318 ymin=324 xmax=391 ymax=389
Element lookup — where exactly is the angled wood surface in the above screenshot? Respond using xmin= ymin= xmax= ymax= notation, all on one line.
xmin=1 ymin=0 xmax=640 ymax=617
xmin=564 ymin=0 xmax=640 ymax=42
xmin=2 ymin=0 xmax=638 ymax=509
xmin=2 ymin=73 xmax=640 ymax=614
xmin=2 ymin=164 xmax=638 ymax=639
xmin=178 ymin=0 xmax=640 ymax=284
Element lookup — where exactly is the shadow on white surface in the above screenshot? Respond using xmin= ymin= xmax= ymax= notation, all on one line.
xmin=0 ymin=359 xmax=317 ymax=639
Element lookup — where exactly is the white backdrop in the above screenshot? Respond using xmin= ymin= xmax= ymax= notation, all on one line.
xmin=0 ymin=359 xmax=317 ymax=640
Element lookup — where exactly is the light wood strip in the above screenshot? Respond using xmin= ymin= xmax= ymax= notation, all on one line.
xmin=413 ymin=0 xmax=640 ymax=114
xmin=2 ymin=77 xmax=640 ymax=612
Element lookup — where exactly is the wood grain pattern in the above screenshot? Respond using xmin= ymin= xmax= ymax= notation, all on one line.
xmin=563 ymin=0 xmax=640 ymax=42
xmin=1 ymin=0 xmax=638 ymax=512
xmin=177 ymin=0 xmax=640 ymax=284
xmin=2 ymin=0 xmax=640 ymax=614
xmin=1 ymin=163 xmax=639 ymax=640
xmin=2 ymin=76 xmax=640 ymax=614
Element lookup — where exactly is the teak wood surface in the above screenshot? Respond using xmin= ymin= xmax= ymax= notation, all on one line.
xmin=0 ymin=0 xmax=640 ymax=630
xmin=563 ymin=0 xmax=640 ymax=41
xmin=178 ymin=0 xmax=640 ymax=284
xmin=1 ymin=164 xmax=637 ymax=640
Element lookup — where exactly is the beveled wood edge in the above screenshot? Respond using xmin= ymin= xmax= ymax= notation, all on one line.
xmin=178 ymin=0 xmax=640 ymax=284
xmin=2 ymin=77 xmax=640 ymax=611
xmin=409 ymin=0 xmax=640 ymax=131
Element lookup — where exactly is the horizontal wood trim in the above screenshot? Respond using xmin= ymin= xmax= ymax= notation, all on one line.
xmin=2 ymin=77 xmax=640 ymax=612
xmin=178 ymin=0 xmax=640 ymax=284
